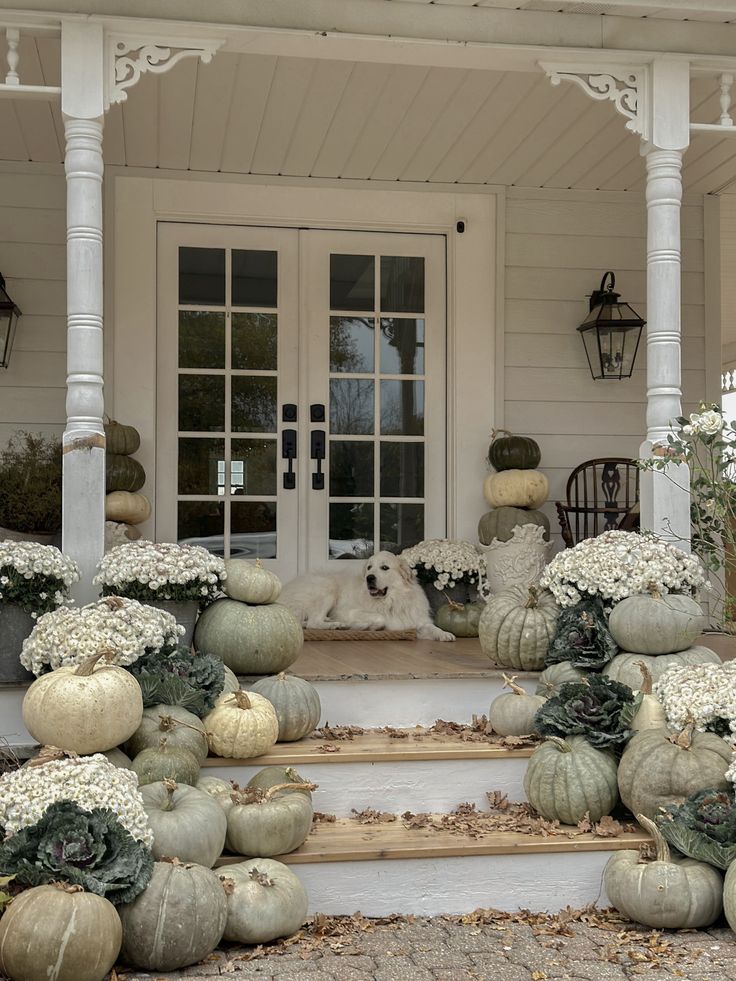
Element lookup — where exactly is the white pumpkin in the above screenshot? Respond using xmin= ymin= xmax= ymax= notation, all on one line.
xmin=203 ymin=690 xmax=279 ymax=759
xmin=22 ymin=652 xmax=143 ymax=754
xmin=224 ymin=558 xmax=281 ymax=604
xmin=105 ymin=490 xmax=151 ymax=525
xmin=483 ymin=469 xmax=548 ymax=510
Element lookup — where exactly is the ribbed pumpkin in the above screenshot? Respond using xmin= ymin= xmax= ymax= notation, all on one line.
xmin=140 ymin=779 xmax=227 ymax=867
xmin=478 ymin=507 xmax=551 ymax=545
xmin=194 ymin=599 xmax=303 ymax=674
xmin=126 ymin=704 xmax=208 ymax=763
xmin=479 ymin=585 xmax=559 ymax=670
xmin=0 ymin=883 xmax=122 ymax=981
xmin=608 ymin=591 xmax=706 ymax=655
xmin=618 ymin=725 xmax=732 ymax=821
xmin=219 ymin=859 xmax=308 ymax=944
xmin=247 ymin=765 xmax=313 ymax=798
xmin=605 ymin=814 xmax=723 ymax=929
xmin=224 ymin=558 xmax=281 ymax=604
xmin=603 ymin=646 xmax=720 ymax=689
xmin=197 ymin=775 xmax=236 ymax=816
xmin=103 ymin=746 xmax=134 ymax=768
xmin=524 ymin=735 xmax=619 ymax=825
xmin=723 ymin=857 xmax=736 ymax=933
xmin=225 ymin=781 xmax=315 ymax=856
xmin=535 ymin=662 xmax=587 ymax=697
xmin=131 ymin=738 xmax=201 ymax=787
xmin=435 ymin=599 xmax=484 ymax=638
xmin=105 ymin=490 xmax=151 ymax=525
xmin=104 ymin=419 xmax=141 ymax=456
xmin=483 ymin=469 xmax=548 ymax=510
xmin=204 ymin=690 xmax=279 ymax=759
xmin=22 ymin=651 xmax=143 ymax=755
xmin=487 ymin=430 xmax=541 ymax=472
xmin=106 ymin=453 xmax=146 ymax=493
xmin=222 ymin=665 xmax=240 ymax=694
xmin=489 ymin=676 xmax=546 ymax=736
xmin=118 ymin=859 xmax=227 ymax=971
xmin=249 ymin=673 xmax=321 ymax=742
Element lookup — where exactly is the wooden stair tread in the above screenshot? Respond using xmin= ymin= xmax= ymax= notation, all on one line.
xmin=216 ymin=819 xmax=650 ymax=865
xmin=202 ymin=729 xmax=537 ymax=766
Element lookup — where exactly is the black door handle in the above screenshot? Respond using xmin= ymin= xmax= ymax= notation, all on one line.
xmin=311 ymin=430 xmax=325 ymax=490
xmin=282 ymin=429 xmax=297 ymax=490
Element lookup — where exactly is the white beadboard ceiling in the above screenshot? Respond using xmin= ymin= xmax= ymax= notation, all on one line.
xmin=405 ymin=0 xmax=736 ymax=20
xmin=3 ymin=36 xmax=736 ymax=193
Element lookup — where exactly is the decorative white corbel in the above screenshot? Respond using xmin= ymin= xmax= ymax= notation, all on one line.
xmin=539 ymin=62 xmax=648 ymax=140
xmin=104 ymin=34 xmax=224 ymax=109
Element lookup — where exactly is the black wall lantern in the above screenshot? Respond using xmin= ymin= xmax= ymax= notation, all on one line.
xmin=0 ymin=274 xmax=21 ymax=369
xmin=578 ymin=271 xmax=645 ymax=380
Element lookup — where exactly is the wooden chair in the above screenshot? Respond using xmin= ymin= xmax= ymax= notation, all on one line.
xmin=556 ymin=458 xmax=640 ymax=548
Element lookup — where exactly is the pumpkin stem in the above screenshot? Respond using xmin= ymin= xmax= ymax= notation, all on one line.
xmin=646 ymin=582 xmax=662 ymax=599
xmin=28 ymin=745 xmax=73 ymax=767
xmin=160 ymin=856 xmax=192 ymax=867
xmin=524 ymin=587 xmax=539 ymax=609
xmin=74 ymin=649 xmax=115 ymax=676
xmin=103 ymin=596 xmax=125 ymax=610
xmin=277 ymin=672 xmax=287 ymax=681
xmin=545 ymin=736 xmax=572 ymax=753
xmin=636 ymin=662 xmax=653 ymax=695
xmin=443 ymin=594 xmax=465 ymax=611
xmin=263 ymin=781 xmax=317 ymax=801
xmin=490 ymin=428 xmax=513 ymax=441
xmin=158 ymin=714 xmax=204 ymax=737
xmin=249 ymin=867 xmax=275 ymax=887
xmin=161 ymin=779 xmax=178 ymax=809
xmin=635 ymin=813 xmax=669 ymax=863
xmin=219 ymin=876 xmax=236 ymax=895
xmin=668 ymin=719 xmax=695 ymax=749
xmin=52 ymin=882 xmax=84 ymax=894
xmin=233 ymin=691 xmax=252 ymax=710
xmin=502 ymin=674 xmax=528 ymax=697
xmin=255 ymin=558 xmax=263 ymax=569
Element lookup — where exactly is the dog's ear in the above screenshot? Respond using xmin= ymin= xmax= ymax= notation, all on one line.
xmin=398 ymin=558 xmax=415 ymax=583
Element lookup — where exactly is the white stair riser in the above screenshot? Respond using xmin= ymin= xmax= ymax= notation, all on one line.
xmin=0 ymin=687 xmax=31 ymax=745
xmin=289 ymin=852 xmax=611 ymax=916
xmin=206 ymin=757 xmax=529 ymax=816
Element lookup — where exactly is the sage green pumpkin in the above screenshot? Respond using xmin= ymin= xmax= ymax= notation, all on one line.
xmin=618 ymin=727 xmax=732 ymax=821
xmin=478 ymin=506 xmax=551 ymax=545
xmin=218 ymin=859 xmax=308 ymax=944
xmin=249 ymin=672 xmax=321 ymax=742
xmin=489 ymin=685 xmax=546 ymax=736
xmin=535 ymin=662 xmax=587 ymax=697
xmin=197 ymin=775 xmax=236 ymax=816
xmin=194 ymin=599 xmax=303 ymax=674
xmin=106 ymin=452 xmax=146 ymax=493
xmin=222 ymin=665 xmax=240 ymax=694
xmin=603 ymin=646 xmax=720 ymax=689
xmin=247 ymin=765 xmax=313 ymax=799
xmin=140 ymin=780 xmax=227 ymax=867
xmin=226 ymin=782 xmax=314 ymax=857
xmin=608 ymin=592 xmax=706 ymax=655
xmin=118 ymin=860 xmax=227 ymax=971
xmin=126 ymin=703 xmax=208 ymax=763
xmin=722 ymin=858 xmax=736 ymax=933
xmin=102 ymin=746 xmax=133 ymax=769
xmin=479 ymin=585 xmax=559 ymax=670
xmin=605 ymin=814 xmax=723 ymax=929
xmin=131 ymin=740 xmax=201 ymax=786
xmin=104 ymin=419 xmax=141 ymax=456
xmin=224 ymin=558 xmax=282 ymax=604
xmin=488 ymin=430 xmax=541 ymax=472
xmin=524 ymin=735 xmax=619 ymax=825
xmin=435 ymin=601 xmax=484 ymax=638
xmin=0 ymin=884 xmax=122 ymax=981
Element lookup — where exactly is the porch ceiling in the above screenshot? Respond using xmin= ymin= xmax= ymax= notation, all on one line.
xmin=3 ymin=38 xmax=736 ymax=194
xmin=415 ymin=0 xmax=736 ymax=21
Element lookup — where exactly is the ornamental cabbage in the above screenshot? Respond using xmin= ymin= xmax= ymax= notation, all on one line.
xmin=545 ymin=597 xmax=618 ymax=670
xmin=129 ymin=646 xmax=224 ymax=716
xmin=533 ymin=674 xmax=636 ymax=749
xmin=656 ymin=787 xmax=736 ymax=870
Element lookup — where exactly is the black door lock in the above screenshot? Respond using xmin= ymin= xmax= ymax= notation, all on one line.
xmin=311 ymin=429 xmax=325 ymax=490
xmin=282 ymin=429 xmax=297 ymax=490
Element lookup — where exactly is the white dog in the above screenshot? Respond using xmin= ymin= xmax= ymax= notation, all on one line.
xmin=279 ymin=551 xmax=454 ymax=642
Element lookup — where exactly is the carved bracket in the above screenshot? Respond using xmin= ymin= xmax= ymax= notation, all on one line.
xmin=105 ymin=34 xmax=224 ymax=109
xmin=539 ymin=62 xmax=648 ymax=140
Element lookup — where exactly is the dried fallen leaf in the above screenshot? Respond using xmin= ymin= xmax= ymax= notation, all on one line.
xmin=594 ymin=815 xmax=624 ymax=838
xmin=313 ymin=811 xmax=337 ymax=823
xmin=317 ymin=743 xmax=341 ymax=754
xmin=351 ymin=808 xmax=397 ymax=824
xmin=311 ymin=724 xmax=365 ymax=741
xmin=576 ymin=813 xmax=593 ymax=834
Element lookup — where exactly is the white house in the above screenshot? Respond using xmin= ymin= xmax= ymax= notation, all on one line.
xmin=0 ymin=0 xmax=733 ymax=600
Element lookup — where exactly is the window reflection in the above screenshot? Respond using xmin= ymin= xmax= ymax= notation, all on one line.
xmin=330 ymin=317 xmax=374 ymax=373
xmin=380 ymin=319 xmax=424 ymax=375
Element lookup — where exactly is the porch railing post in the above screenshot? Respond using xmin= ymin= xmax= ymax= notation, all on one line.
xmin=61 ymin=21 xmax=106 ymax=602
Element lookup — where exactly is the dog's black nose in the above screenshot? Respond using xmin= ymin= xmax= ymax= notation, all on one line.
xmin=366 ymin=574 xmax=376 ymax=585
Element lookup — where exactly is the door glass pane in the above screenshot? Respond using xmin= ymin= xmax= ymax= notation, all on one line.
xmin=380 ymin=503 xmax=423 ymax=552
xmin=179 ymin=312 xmax=225 ymax=369
xmin=179 ymin=375 xmax=225 ymax=432
xmin=380 ymin=443 xmax=424 ymax=498
xmin=231 ymin=439 xmax=277 ymax=495
xmin=178 ymin=501 xmax=225 ymax=550
xmin=232 ymin=377 xmax=277 ymax=433
xmin=232 ymin=313 xmax=277 ymax=371
xmin=330 ymin=255 xmax=375 ymax=311
xmin=330 ymin=441 xmax=374 ymax=497
xmin=178 ymin=438 xmax=226 ymax=495
xmin=329 ymin=503 xmax=373 ymax=558
xmin=380 ymin=319 xmax=424 ymax=375
xmin=231 ymin=502 xmax=277 ymax=559
xmin=330 ymin=379 xmax=374 ymax=434
xmin=381 ymin=256 xmax=424 ymax=313
xmin=330 ymin=317 xmax=374 ymax=373
xmin=380 ymin=380 xmax=424 ymax=435
xmin=179 ymin=248 xmax=225 ymax=305
xmin=232 ymin=250 xmax=277 ymax=308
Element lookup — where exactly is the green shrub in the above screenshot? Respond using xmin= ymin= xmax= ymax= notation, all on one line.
xmin=0 ymin=432 xmax=62 ymax=533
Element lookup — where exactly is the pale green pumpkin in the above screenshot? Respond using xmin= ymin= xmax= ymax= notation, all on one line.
xmin=126 ymin=703 xmax=208 ymax=763
xmin=131 ymin=739 xmax=201 ymax=787
xmin=535 ymin=662 xmax=587 ymax=697
xmin=608 ymin=591 xmax=706 ymax=654
xmin=218 ymin=859 xmax=308 ymax=944
xmin=489 ymin=676 xmax=545 ymax=736
xmin=478 ymin=585 xmax=559 ymax=670
xmin=194 ymin=599 xmax=303 ymax=674
xmin=524 ymin=735 xmax=619 ymax=825
xmin=435 ymin=600 xmax=484 ymax=638
xmin=603 ymin=646 xmax=720 ymax=689
xmin=249 ymin=672 xmax=321 ymax=742
xmin=140 ymin=779 xmax=227 ymax=867
xmin=478 ymin=506 xmax=550 ymax=545
xmin=225 ymin=781 xmax=315 ymax=857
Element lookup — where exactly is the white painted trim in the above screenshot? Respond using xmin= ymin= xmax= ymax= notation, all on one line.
xmin=704 ymin=195 xmax=724 ymax=402
xmin=494 ymin=186 xmax=507 ymax=429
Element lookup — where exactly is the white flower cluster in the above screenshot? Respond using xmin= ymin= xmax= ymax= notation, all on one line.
xmin=94 ymin=540 xmax=226 ymax=600
xmin=402 ymin=539 xmax=484 ymax=590
xmin=0 ymin=754 xmax=154 ymax=845
xmin=540 ymin=531 xmax=706 ymax=607
xmin=20 ymin=596 xmax=184 ymax=676
xmin=653 ymin=661 xmax=736 ymax=750
xmin=683 ymin=408 xmax=724 ymax=437
xmin=0 ymin=541 xmax=79 ymax=595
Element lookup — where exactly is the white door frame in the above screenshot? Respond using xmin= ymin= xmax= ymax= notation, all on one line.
xmin=110 ymin=175 xmax=498 ymax=548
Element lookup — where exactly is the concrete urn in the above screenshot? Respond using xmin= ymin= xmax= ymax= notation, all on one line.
xmin=480 ymin=523 xmax=550 ymax=595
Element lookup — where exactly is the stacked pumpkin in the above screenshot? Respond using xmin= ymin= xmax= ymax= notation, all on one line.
xmin=104 ymin=419 xmax=151 ymax=532
xmin=478 ymin=430 xmax=550 ymax=546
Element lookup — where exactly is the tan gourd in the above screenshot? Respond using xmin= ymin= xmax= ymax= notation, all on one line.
xmin=223 ymin=558 xmax=282 ymax=604
xmin=204 ymin=690 xmax=279 ymax=759
xmin=105 ymin=490 xmax=151 ymax=525
xmin=630 ymin=662 xmax=667 ymax=731
xmin=483 ymin=469 xmax=548 ymax=509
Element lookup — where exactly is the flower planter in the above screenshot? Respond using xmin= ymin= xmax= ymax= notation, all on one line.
xmin=480 ymin=524 xmax=550 ymax=595
xmin=144 ymin=599 xmax=199 ymax=649
xmin=0 ymin=603 xmax=37 ymax=683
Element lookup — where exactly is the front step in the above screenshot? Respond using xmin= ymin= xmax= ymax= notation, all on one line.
xmin=216 ymin=819 xmax=649 ymax=916
xmin=202 ymin=729 xmax=536 ymax=815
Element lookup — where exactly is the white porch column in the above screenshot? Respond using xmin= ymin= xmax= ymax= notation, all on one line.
xmin=639 ymin=60 xmax=691 ymax=545
xmin=61 ymin=22 xmax=106 ymax=602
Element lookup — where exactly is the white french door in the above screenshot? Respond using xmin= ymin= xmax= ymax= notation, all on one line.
xmin=156 ymin=223 xmax=446 ymax=580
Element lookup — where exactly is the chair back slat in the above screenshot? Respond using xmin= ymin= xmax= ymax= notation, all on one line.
xmin=557 ymin=457 xmax=640 ymax=548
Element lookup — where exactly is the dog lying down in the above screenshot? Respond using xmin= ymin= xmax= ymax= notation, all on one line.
xmin=279 ymin=550 xmax=455 ymax=642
